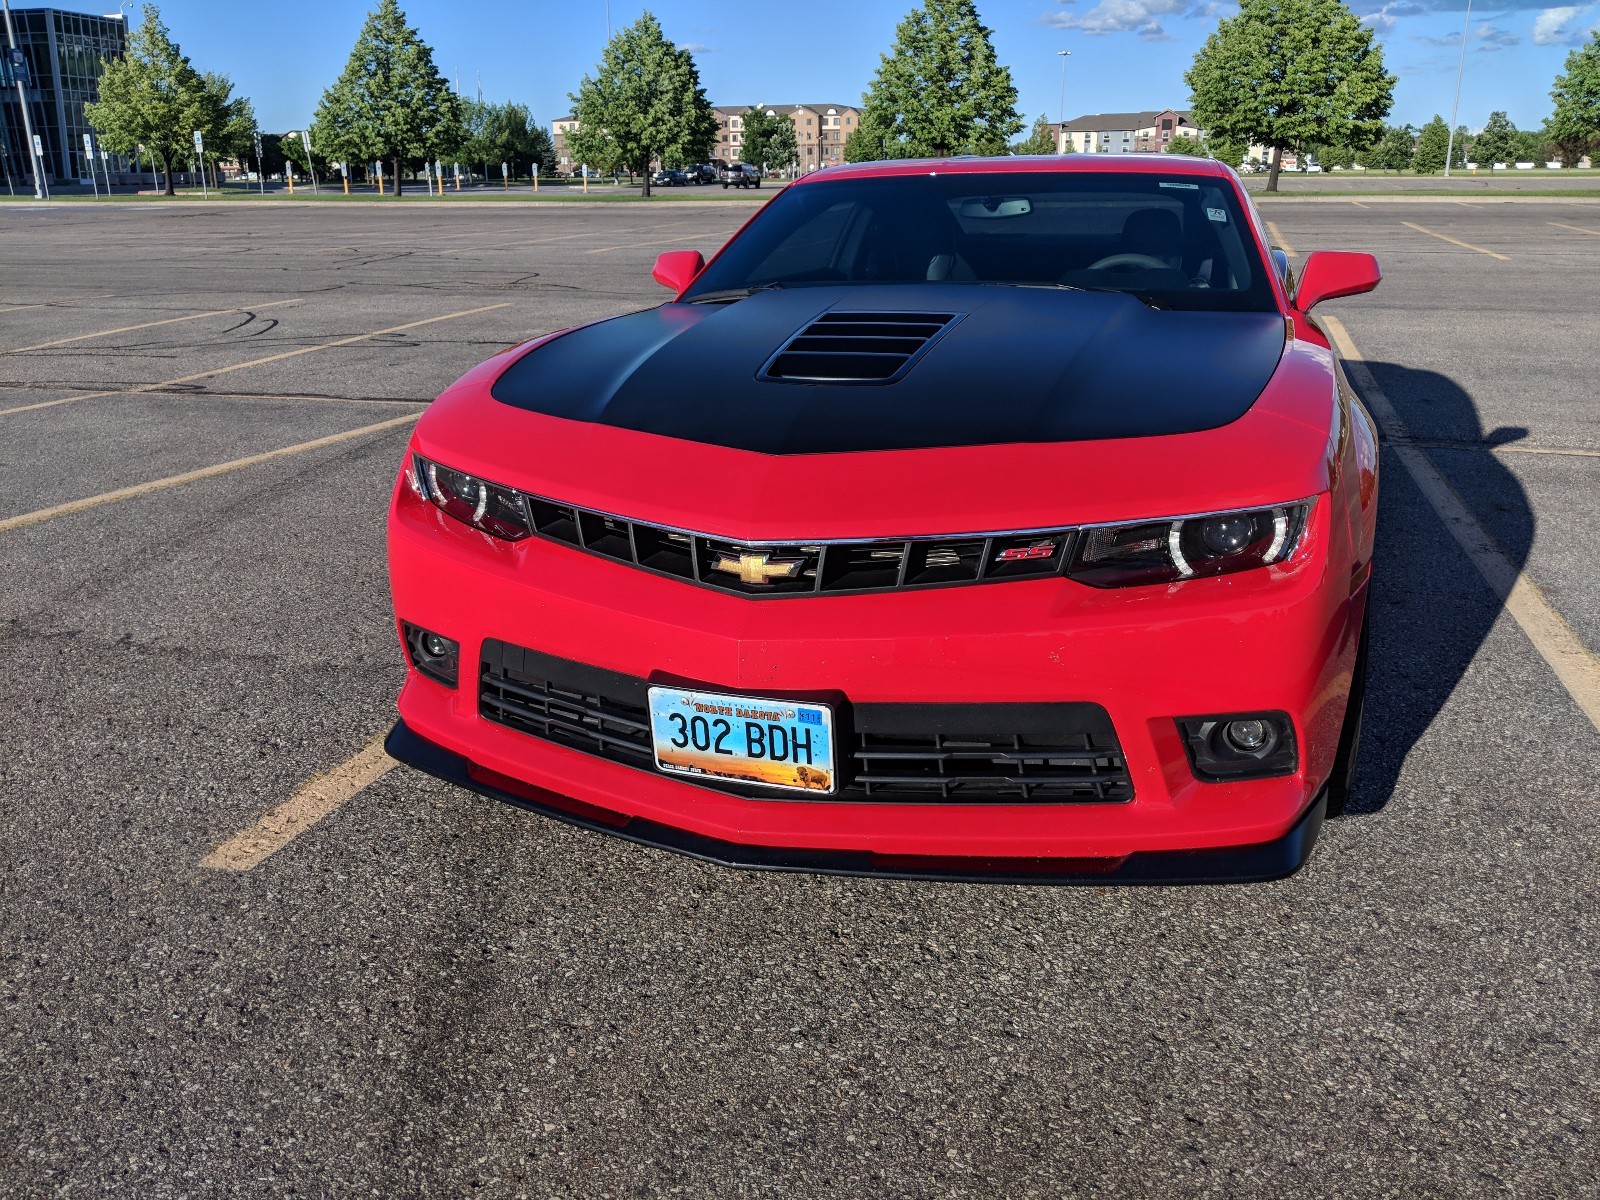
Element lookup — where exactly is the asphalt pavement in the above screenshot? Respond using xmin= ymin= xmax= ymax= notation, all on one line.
xmin=1 ymin=197 xmax=1596 ymax=1197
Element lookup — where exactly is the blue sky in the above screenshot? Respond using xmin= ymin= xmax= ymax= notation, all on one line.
xmin=56 ymin=0 xmax=1600 ymax=136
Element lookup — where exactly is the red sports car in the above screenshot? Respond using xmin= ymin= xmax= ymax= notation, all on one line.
xmin=385 ymin=153 xmax=1381 ymax=883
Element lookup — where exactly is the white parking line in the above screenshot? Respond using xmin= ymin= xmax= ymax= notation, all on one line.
xmin=200 ymin=734 xmax=395 ymax=871
xmin=1400 ymin=221 xmax=1510 ymax=261
xmin=1265 ymin=221 xmax=1297 ymax=258
xmin=1322 ymin=314 xmax=1600 ymax=735
xmin=0 ymin=411 xmax=420 ymax=534
xmin=3 ymin=299 xmax=302 ymax=355
xmin=0 ymin=303 xmax=511 ymax=417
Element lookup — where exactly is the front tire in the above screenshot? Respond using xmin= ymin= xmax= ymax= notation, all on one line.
xmin=1324 ymin=596 xmax=1371 ymax=818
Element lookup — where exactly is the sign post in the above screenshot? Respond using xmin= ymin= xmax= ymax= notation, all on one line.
xmin=453 ymin=161 xmax=460 ymax=191
xmin=299 ymin=129 xmax=318 ymax=193
xmin=192 ymin=129 xmax=206 ymax=197
xmin=253 ymin=131 xmax=265 ymax=195
xmin=32 ymin=132 xmax=47 ymax=199
xmin=98 ymin=143 xmax=110 ymax=195
xmin=375 ymin=159 xmax=383 ymax=196
xmin=533 ymin=162 xmax=538 ymax=193
xmin=83 ymin=132 xmax=98 ymax=197
xmin=501 ymin=160 xmax=508 ymax=190
xmin=339 ymin=161 xmax=348 ymax=194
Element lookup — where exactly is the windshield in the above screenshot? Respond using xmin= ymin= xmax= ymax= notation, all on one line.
xmin=682 ymin=171 xmax=1277 ymax=313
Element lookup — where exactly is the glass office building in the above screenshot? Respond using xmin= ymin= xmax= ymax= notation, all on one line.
xmin=1 ymin=6 xmax=127 ymax=186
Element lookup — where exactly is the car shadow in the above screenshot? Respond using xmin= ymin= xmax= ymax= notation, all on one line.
xmin=1342 ymin=360 xmax=1533 ymax=816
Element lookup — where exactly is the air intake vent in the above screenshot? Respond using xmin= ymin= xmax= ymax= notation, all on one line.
xmin=761 ymin=311 xmax=960 ymax=384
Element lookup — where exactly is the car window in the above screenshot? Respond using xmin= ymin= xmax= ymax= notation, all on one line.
xmin=684 ymin=172 xmax=1277 ymax=313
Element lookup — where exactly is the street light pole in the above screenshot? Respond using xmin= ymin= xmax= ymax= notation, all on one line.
xmin=2 ymin=0 xmax=44 ymax=199
xmin=1056 ymin=50 xmax=1072 ymax=154
xmin=1443 ymin=0 xmax=1472 ymax=178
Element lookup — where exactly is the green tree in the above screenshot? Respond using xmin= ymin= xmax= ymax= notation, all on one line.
xmin=1470 ymin=110 xmax=1516 ymax=165
xmin=1411 ymin=115 xmax=1463 ymax=172
xmin=1206 ymin=135 xmax=1247 ymax=168
xmin=1165 ymin=134 xmax=1205 ymax=156
xmin=1185 ymin=0 xmax=1393 ymax=192
xmin=195 ymin=71 xmax=255 ymax=186
xmin=1011 ymin=113 xmax=1057 ymax=155
xmin=84 ymin=3 xmax=210 ymax=196
xmin=1514 ymin=128 xmax=1550 ymax=164
xmin=740 ymin=106 xmax=798 ymax=170
xmin=1548 ymin=31 xmax=1600 ymax=168
xmin=843 ymin=109 xmax=892 ymax=162
xmin=313 ymin=0 xmax=461 ymax=196
xmin=1364 ymin=123 xmax=1414 ymax=171
xmin=455 ymin=99 xmax=550 ymax=180
xmin=568 ymin=13 xmax=717 ymax=196
xmin=856 ymin=0 xmax=1023 ymax=160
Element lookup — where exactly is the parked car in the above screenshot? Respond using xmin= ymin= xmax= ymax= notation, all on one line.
xmin=684 ymin=163 xmax=719 ymax=185
xmin=387 ymin=154 xmax=1382 ymax=884
xmin=651 ymin=169 xmax=688 ymax=187
xmin=720 ymin=162 xmax=761 ymax=189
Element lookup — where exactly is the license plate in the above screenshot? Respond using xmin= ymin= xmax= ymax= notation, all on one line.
xmin=647 ymin=685 xmax=836 ymax=795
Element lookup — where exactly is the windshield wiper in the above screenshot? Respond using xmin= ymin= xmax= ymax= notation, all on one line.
xmin=685 ymin=282 xmax=787 ymax=305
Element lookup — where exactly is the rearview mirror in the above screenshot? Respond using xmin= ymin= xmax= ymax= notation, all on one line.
xmin=957 ymin=196 xmax=1032 ymax=220
xmin=1294 ymin=250 xmax=1381 ymax=312
xmin=653 ymin=250 xmax=705 ymax=294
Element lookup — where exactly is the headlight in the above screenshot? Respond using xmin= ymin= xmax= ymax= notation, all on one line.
xmin=1067 ymin=502 xmax=1311 ymax=588
xmin=410 ymin=454 xmax=534 ymax=541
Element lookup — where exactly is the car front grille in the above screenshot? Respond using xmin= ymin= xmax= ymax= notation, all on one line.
xmin=479 ymin=641 xmax=1133 ymax=804
xmin=522 ymin=495 xmax=1074 ymax=598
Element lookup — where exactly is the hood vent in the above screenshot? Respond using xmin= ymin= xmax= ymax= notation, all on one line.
xmin=761 ymin=311 xmax=960 ymax=384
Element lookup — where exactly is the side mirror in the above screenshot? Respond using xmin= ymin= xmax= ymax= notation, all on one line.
xmin=1294 ymin=250 xmax=1381 ymax=312
xmin=652 ymin=250 xmax=705 ymax=295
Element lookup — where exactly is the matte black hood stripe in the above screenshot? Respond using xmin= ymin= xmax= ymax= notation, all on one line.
xmin=490 ymin=285 xmax=1286 ymax=456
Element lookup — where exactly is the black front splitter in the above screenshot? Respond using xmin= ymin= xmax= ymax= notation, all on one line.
xmin=385 ymin=720 xmax=1326 ymax=886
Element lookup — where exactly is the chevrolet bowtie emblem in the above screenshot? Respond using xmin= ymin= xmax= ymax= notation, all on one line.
xmin=713 ymin=551 xmax=805 ymax=585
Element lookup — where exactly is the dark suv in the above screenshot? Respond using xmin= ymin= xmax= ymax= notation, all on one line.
xmin=719 ymin=163 xmax=761 ymax=189
xmin=684 ymin=163 xmax=718 ymax=185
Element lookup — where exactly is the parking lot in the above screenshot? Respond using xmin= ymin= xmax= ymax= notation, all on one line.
xmin=2 ymin=196 xmax=1597 ymax=1196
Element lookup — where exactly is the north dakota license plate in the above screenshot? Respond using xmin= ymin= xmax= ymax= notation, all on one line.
xmin=646 ymin=685 xmax=836 ymax=794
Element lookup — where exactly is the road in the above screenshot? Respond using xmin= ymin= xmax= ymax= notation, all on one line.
xmin=1 ymin=198 xmax=1597 ymax=1196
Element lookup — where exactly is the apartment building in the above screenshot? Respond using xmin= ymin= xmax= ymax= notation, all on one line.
xmin=551 ymin=103 xmax=860 ymax=174
xmin=715 ymin=104 xmax=859 ymax=170
xmin=1055 ymin=110 xmax=1201 ymax=154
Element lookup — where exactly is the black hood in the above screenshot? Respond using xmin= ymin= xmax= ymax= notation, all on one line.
xmin=490 ymin=284 xmax=1286 ymax=455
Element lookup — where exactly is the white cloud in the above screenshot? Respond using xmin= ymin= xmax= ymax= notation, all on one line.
xmin=1043 ymin=0 xmax=1190 ymax=39
xmin=678 ymin=42 xmax=718 ymax=54
xmin=1475 ymin=20 xmax=1521 ymax=46
xmin=1362 ymin=10 xmax=1399 ymax=29
xmin=1531 ymin=5 xmax=1581 ymax=42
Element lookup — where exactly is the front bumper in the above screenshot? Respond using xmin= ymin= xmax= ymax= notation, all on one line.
xmin=388 ymin=479 xmax=1362 ymax=880
xmin=387 ymin=719 xmax=1327 ymax=884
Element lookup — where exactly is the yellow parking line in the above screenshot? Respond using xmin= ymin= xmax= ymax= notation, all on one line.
xmin=3 ymin=298 xmax=302 ymax=355
xmin=0 ymin=303 xmax=49 ymax=314
xmin=1400 ymin=221 xmax=1510 ymax=261
xmin=1549 ymin=221 xmax=1600 ymax=238
xmin=0 ymin=302 xmax=511 ymax=417
xmin=584 ymin=231 xmax=734 ymax=255
xmin=201 ymin=734 xmax=395 ymax=871
xmin=0 ymin=411 xmax=419 ymax=534
xmin=1322 ymin=314 xmax=1600 ymax=734
xmin=1265 ymin=221 xmax=1297 ymax=258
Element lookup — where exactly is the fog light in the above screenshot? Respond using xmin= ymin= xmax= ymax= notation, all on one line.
xmin=402 ymin=622 xmax=459 ymax=687
xmin=1176 ymin=712 xmax=1296 ymax=781
xmin=1224 ymin=718 xmax=1271 ymax=752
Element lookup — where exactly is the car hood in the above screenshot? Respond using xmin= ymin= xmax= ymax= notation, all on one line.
xmin=419 ymin=291 xmax=1338 ymax=544
xmin=488 ymin=284 xmax=1288 ymax=455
